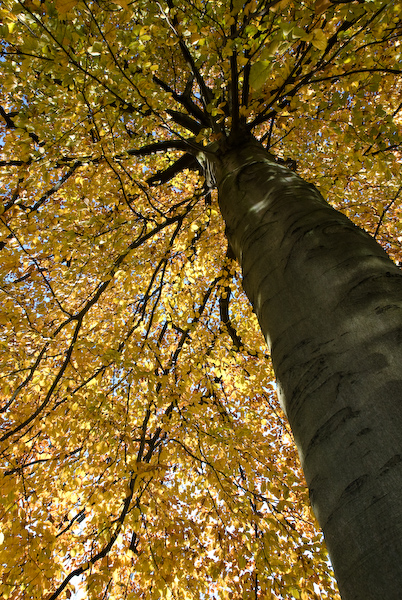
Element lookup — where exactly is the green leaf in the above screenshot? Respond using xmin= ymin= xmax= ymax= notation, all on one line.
xmin=88 ymin=41 xmax=103 ymax=55
xmin=249 ymin=60 xmax=272 ymax=90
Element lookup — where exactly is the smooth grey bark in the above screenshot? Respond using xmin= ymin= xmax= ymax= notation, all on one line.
xmin=215 ymin=140 xmax=402 ymax=600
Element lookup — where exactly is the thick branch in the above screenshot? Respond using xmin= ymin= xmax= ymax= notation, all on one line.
xmin=153 ymin=75 xmax=209 ymax=126
xmin=147 ymin=153 xmax=199 ymax=186
xmin=166 ymin=109 xmax=203 ymax=134
xmin=125 ymin=139 xmax=191 ymax=157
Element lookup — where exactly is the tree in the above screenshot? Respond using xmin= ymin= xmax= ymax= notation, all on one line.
xmin=0 ymin=0 xmax=401 ymax=598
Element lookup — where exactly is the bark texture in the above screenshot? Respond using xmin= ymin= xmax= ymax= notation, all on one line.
xmin=216 ymin=140 xmax=402 ymax=600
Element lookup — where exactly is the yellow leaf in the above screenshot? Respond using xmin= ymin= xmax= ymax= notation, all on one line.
xmin=55 ymin=0 xmax=78 ymax=14
xmin=115 ymin=0 xmax=130 ymax=8
xmin=311 ymin=29 xmax=327 ymax=51
xmin=315 ymin=0 xmax=331 ymax=14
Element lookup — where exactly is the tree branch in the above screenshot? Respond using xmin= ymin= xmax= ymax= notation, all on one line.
xmin=153 ymin=75 xmax=209 ymax=126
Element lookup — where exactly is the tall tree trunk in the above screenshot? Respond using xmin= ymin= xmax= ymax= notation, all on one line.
xmin=215 ymin=140 xmax=402 ymax=600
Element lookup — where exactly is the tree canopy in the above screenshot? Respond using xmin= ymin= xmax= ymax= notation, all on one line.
xmin=0 ymin=0 xmax=401 ymax=598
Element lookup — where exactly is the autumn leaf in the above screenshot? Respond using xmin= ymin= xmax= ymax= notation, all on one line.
xmin=315 ymin=0 xmax=332 ymax=14
xmin=55 ymin=0 xmax=78 ymax=14
xmin=311 ymin=28 xmax=328 ymax=51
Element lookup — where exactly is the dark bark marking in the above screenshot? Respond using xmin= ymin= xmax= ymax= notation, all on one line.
xmin=375 ymin=304 xmax=401 ymax=315
xmin=357 ymin=428 xmax=371 ymax=437
xmin=340 ymin=273 xmax=387 ymax=297
xmin=306 ymin=407 xmax=360 ymax=457
xmin=308 ymin=481 xmax=319 ymax=508
xmin=380 ymin=454 xmax=402 ymax=476
xmin=340 ymin=474 xmax=369 ymax=501
xmin=234 ymin=159 xmax=268 ymax=189
xmin=338 ymin=273 xmax=402 ymax=319
xmin=385 ymin=271 xmax=402 ymax=278
xmin=288 ymin=367 xmax=345 ymax=415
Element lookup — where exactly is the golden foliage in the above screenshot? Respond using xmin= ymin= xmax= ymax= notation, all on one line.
xmin=0 ymin=0 xmax=400 ymax=598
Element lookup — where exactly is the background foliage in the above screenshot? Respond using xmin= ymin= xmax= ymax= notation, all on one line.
xmin=0 ymin=0 xmax=401 ymax=598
